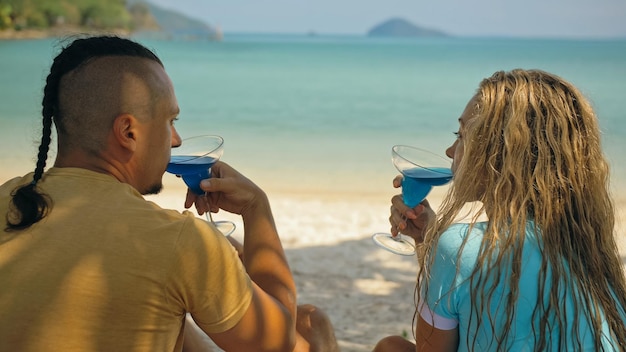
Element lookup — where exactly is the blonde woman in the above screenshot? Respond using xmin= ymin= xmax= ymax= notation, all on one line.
xmin=374 ymin=69 xmax=626 ymax=351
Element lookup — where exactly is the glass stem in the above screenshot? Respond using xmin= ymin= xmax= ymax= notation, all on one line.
xmin=205 ymin=211 xmax=215 ymax=224
xmin=204 ymin=192 xmax=215 ymax=225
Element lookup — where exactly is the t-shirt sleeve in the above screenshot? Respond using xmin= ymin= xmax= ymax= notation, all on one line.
xmin=168 ymin=214 xmax=253 ymax=333
xmin=421 ymin=223 xmax=479 ymax=329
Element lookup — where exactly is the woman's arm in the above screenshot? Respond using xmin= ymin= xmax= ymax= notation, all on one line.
xmin=415 ymin=315 xmax=459 ymax=352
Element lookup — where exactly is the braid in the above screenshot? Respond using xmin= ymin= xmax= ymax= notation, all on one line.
xmin=34 ymin=69 xmax=56 ymax=184
xmin=5 ymin=57 xmax=58 ymax=230
xmin=5 ymin=35 xmax=162 ymax=231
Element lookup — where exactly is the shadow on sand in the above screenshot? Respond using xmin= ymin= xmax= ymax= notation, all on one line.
xmin=285 ymin=240 xmax=626 ymax=352
xmin=284 ymin=236 xmax=418 ymax=352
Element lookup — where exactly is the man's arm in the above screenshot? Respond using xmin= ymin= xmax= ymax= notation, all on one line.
xmin=187 ymin=162 xmax=297 ymax=351
xmin=209 ymin=192 xmax=296 ymax=351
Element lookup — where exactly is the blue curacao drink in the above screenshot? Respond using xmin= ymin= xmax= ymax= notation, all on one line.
xmin=401 ymin=166 xmax=452 ymax=208
xmin=166 ymin=155 xmax=218 ymax=195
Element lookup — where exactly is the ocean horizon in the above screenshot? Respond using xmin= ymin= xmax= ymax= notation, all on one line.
xmin=1 ymin=34 xmax=625 ymax=199
xmin=2 ymin=33 xmax=625 ymax=352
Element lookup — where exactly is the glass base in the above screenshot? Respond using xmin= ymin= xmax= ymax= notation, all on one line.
xmin=214 ymin=221 xmax=236 ymax=237
xmin=202 ymin=211 xmax=236 ymax=237
xmin=202 ymin=215 xmax=236 ymax=237
xmin=371 ymin=233 xmax=415 ymax=256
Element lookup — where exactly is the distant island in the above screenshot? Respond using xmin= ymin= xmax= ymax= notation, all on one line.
xmin=367 ymin=18 xmax=448 ymax=38
xmin=0 ymin=0 xmax=221 ymax=41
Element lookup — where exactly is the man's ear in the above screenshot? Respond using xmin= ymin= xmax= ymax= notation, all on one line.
xmin=112 ymin=113 xmax=139 ymax=151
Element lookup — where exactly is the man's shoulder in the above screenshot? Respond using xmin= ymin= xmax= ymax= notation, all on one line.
xmin=0 ymin=174 xmax=33 ymax=194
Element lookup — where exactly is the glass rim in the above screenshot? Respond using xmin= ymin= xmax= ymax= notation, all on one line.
xmin=392 ymin=144 xmax=451 ymax=174
xmin=170 ymin=134 xmax=224 ymax=162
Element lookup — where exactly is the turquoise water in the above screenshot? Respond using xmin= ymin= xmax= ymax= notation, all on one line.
xmin=1 ymin=35 xmax=625 ymax=195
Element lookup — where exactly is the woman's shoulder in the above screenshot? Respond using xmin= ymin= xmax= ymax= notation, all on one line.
xmin=432 ymin=221 xmax=489 ymax=260
xmin=436 ymin=220 xmax=539 ymax=262
xmin=440 ymin=221 xmax=488 ymax=243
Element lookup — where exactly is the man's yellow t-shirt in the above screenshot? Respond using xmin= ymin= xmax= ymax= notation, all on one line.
xmin=0 ymin=167 xmax=253 ymax=351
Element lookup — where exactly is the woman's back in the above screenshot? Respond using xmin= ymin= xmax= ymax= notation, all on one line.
xmin=416 ymin=69 xmax=626 ymax=351
xmin=374 ymin=69 xmax=626 ymax=352
xmin=423 ymin=221 xmax=626 ymax=351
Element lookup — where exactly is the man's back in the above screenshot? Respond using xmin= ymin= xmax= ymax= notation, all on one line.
xmin=1 ymin=35 xmax=339 ymax=352
xmin=0 ymin=167 xmax=252 ymax=351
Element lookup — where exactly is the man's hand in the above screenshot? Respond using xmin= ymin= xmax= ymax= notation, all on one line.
xmin=184 ymin=161 xmax=266 ymax=218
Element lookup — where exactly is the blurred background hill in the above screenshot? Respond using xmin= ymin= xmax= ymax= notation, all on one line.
xmin=367 ymin=18 xmax=447 ymax=37
xmin=0 ymin=0 xmax=222 ymax=40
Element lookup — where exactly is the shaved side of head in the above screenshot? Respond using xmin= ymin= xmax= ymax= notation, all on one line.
xmin=56 ymin=56 xmax=168 ymax=156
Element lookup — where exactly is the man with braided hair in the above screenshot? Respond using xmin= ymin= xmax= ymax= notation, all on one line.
xmin=0 ymin=35 xmax=338 ymax=352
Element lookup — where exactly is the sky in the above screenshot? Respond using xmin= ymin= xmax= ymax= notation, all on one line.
xmin=147 ymin=0 xmax=626 ymax=39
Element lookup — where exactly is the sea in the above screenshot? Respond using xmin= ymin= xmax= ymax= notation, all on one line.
xmin=1 ymin=34 xmax=625 ymax=198
xmin=2 ymin=35 xmax=625 ymax=351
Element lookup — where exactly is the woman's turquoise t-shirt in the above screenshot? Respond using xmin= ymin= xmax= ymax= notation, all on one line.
xmin=421 ymin=221 xmax=623 ymax=351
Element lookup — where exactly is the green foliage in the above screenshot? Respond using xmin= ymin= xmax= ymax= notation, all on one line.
xmin=0 ymin=0 xmax=132 ymax=31
xmin=0 ymin=3 xmax=12 ymax=29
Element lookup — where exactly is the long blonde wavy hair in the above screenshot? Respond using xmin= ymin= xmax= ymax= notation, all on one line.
xmin=415 ymin=69 xmax=626 ymax=350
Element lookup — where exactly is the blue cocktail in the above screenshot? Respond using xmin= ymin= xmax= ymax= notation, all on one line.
xmin=401 ymin=167 xmax=453 ymax=208
xmin=167 ymin=135 xmax=235 ymax=236
xmin=372 ymin=145 xmax=452 ymax=255
xmin=167 ymin=155 xmax=219 ymax=195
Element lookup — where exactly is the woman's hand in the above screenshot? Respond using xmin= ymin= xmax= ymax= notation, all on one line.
xmin=389 ymin=175 xmax=436 ymax=244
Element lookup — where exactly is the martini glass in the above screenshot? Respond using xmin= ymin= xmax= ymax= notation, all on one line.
xmin=372 ymin=145 xmax=452 ymax=255
xmin=167 ymin=135 xmax=236 ymax=236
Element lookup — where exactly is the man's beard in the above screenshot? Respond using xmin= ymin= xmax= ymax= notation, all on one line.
xmin=143 ymin=182 xmax=163 ymax=195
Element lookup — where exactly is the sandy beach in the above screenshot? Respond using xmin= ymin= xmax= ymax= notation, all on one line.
xmin=1 ymin=161 xmax=624 ymax=351
xmin=147 ymin=176 xmax=626 ymax=352
xmin=0 ymin=164 xmax=624 ymax=351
